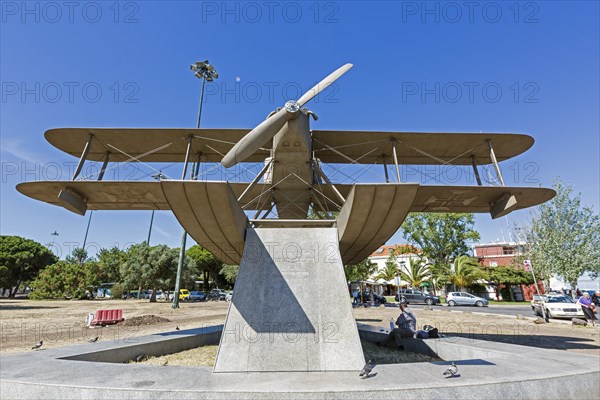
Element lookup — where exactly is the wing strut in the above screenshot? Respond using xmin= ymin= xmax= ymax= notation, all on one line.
xmin=487 ymin=139 xmax=506 ymax=186
xmin=312 ymin=160 xmax=345 ymax=203
xmin=391 ymin=139 xmax=401 ymax=183
xmin=72 ymin=133 xmax=93 ymax=180
xmin=471 ymin=155 xmax=483 ymax=186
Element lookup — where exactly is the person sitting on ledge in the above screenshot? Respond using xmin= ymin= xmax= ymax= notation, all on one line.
xmin=379 ymin=303 xmax=417 ymax=348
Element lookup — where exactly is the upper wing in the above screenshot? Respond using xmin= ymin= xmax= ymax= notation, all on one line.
xmin=44 ymin=128 xmax=270 ymax=162
xmin=312 ymin=131 xmax=534 ymax=165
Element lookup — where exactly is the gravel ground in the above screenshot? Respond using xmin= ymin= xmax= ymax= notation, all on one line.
xmin=0 ymin=298 xmax=228 ymax=354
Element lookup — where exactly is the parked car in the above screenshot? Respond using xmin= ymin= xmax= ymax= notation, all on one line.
xmin=188 ymin=291 xmax=207 ymax=302
xmin=533 ymin=294 xmax=584 ymax=319
xmin=394 ymin=289 xmax=440 ymax=305
xmin=124 ymin=290 xmax=149 ymax=299
xmin=446 ymin=292 xmax=489 ymax=307
xmin=167 ymin=289 xmax=191 ymax=301
xmin=530 ymin=294 xmax=548 ymax=311
xmin=360 ymin=290 xmax=387 ymax=304
xmin=225 ymin=291 xmax=233 ymax=302
xmin=207 ymin=289 xmax=228 ymax=301
xmin=156 ymin=291 xmax=168 ymax=301
xmin=178 ymin=289 xmax=190 ymax=301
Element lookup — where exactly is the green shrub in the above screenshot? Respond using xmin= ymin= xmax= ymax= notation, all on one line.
xmin=110 ymin=283 xmax=124 ymax=299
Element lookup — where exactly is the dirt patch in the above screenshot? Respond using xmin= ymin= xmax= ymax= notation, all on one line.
xmin=122 ymin=315 xmax=171 ymax=326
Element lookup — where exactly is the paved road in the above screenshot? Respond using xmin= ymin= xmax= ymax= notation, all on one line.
xmin=381 ymin=302 xmax=534 ymax=317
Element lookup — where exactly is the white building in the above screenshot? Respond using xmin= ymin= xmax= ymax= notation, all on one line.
xmin=369 ymin=245 xmax=420 ymax=273
xmin=366 ymin=245 xmax=422 ymax=293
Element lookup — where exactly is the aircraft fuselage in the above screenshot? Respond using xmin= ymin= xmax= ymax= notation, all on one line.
xmin=269 ymin=110 xmax=313 ymax=218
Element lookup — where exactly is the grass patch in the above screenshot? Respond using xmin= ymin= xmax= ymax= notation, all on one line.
xmin=361 ymin=341 xmax=439 ymax=364
xmin=139 ymin=345 xmax=219 ymax=367
xmin=488 ymin=300 xmax=528 ymax=306
xmin=136 ymin=341 xmax=438 ymax=367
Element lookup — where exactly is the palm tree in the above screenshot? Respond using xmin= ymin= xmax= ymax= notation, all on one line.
xmin=400 ymin=258 xmax=431 ymax=288
xmin=449 ymin=255 xmax=485 ymax=291
xmin=376 ymin=262 xmax=399 ymax=282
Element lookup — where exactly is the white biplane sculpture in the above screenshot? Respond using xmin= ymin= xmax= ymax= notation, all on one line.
xmin=17 ymin=64 xmax=554 ymax=372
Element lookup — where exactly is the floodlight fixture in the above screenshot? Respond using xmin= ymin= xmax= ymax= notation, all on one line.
xmin=151 ymin=172 xmax=168 ymax=181
xmin=190 ymin=60 xmax=218 ymax=82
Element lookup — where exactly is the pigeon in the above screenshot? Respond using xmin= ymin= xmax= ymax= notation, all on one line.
xmin=88 ymin=336 xmax=99 ymax=343
xmin=161 ymin=359 xmax=168 ymax=366
xmin=533 ymin=317 xmax=545 ymax=324
xmin=443 ymin=362 xmax=459 ymax=377
xmin=135 ymin=354 xmax=147 ymax=363
xmin=359 ymin=359 xmax=377 ymax=378
xmin=175 ymin=326 xmax=180 ymax=331
xmin=427 ymin=304 xmax=433 ymax=311
xmin=31 ymin=340 xmax=43 ymax=350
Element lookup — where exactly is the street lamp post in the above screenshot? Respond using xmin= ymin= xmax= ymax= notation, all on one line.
xmin=398 ymin=260 xmax=406 ymax=300
xmin=82 ymin=212 xmax=93 ymax=251
xmin=525 ymin=259 xmax=547 ymax=321
xmin=147 ymin=172 xmax=167 ymax=245
xmin=172 ymin=60 xmax=218 ymax=309
xmin=48 ymin=231 xmax=59 ymax=255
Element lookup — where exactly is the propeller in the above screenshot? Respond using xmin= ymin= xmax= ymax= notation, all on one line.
xmin=221 ymin=63 xmax=353 ymax=168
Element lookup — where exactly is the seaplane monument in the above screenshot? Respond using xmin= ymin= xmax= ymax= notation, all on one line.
xmin=17 ymin=63 xmax=555 ymax=372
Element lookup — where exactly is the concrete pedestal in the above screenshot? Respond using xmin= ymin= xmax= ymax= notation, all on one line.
xmin=214 ymin=227 xmax=364 ymax=372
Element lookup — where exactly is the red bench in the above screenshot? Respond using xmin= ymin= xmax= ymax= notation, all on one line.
xmin=90 ymin=309 xmax=124 ymax=326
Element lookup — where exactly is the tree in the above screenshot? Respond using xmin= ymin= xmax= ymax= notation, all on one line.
xmin=67 ymin=247 xmax=89 ymax=265
xmin=120 ymin=243 xmax=189 ymax=302
xmin=344 ymin=259 xmax=378 ymax=282
xmin=28 ymin=248 xmax=108 ymax=300
xmin=186 ymin=245 xmax=224 ymax=290
xmin=448 ymin=255 xmax=486 ymax=291
xmin=219 ymin=265 xmax=239 ymax=286
xmin=399 ymin=258 xmax=431 ymax=288
xmin=376 ymin=262 xmax=399 ymax=282
xmin=120 ymin=243 xmax=150 ymax=297
xmin=97 ymin=246 xmax=126 ymax=283
xmin=485 ymin=264 xmax=533 ymax=301
xmin=401 ymin=213 xmax=480 ymax=293
xmin=525 ymin=179 xmax=600 ymax=288
xmin=0 ymin=235 xmax=58 ymax=297
xmin=29 ymin=261 xmax=88 ymax=299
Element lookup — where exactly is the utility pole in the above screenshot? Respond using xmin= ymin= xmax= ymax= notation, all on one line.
xmin=172 ymin=60 xmax=218 ymax=309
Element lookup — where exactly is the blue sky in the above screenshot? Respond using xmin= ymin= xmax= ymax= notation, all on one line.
xmin=1 ymin=1 xmax=598 ymax=258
